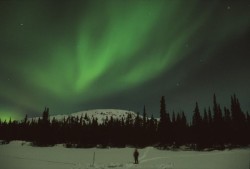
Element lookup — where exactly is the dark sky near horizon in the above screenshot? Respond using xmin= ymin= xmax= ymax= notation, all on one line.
xmin=0 ymin=0 xmax=250 ymax=120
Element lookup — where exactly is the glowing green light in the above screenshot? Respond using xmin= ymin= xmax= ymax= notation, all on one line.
xmin=0 ymin=110 xmax=23 ymax=121
xmin=1 ymin=0 xmax=249 ymax=115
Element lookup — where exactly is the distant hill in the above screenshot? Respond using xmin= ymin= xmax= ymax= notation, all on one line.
xmin=30 ymin=109 xmax=139 ymax=124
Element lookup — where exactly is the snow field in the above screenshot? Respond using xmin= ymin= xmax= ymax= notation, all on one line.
xmin=0 ymin=141 xmax=249 ymax=169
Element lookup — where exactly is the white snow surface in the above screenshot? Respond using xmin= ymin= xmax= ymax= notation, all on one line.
xmin=31 ymin=109 xmax=139 ymax=124
xmin=0 ymin=141 xmax=249 ymax=169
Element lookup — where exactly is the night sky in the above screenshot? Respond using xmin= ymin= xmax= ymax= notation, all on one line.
xmin=0 ymin=0 xmax=250 ymax=120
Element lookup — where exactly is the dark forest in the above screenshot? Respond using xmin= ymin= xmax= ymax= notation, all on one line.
xmin=0 ymin=94 xmax=249 ymax=150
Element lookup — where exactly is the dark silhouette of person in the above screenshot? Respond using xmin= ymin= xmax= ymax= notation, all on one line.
xmin=133 ymin=148 xmax=139 ymax=164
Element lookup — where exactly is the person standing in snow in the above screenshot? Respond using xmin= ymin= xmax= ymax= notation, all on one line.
xmin=133 ymin=148 xmax=139 ymax=164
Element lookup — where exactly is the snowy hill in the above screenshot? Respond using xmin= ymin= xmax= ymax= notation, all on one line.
xmin=31 ymin=109 xmax=139 ymax=124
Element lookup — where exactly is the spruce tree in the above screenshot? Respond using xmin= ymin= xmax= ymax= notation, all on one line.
xmin=208 ymin=107 xmax=213 ymax=125
xmin=203 ymin=109 xmax=208 ymax=125
xmin=42 ymin=107 xmax=49 ymax=124
xmin=143 ymin=105 xmax=147 ymax=128
xmin=172 ymin=111 xmax=176 ymax=123
xmin=158 ymin=96 xmax=169 ymax=144
xmin=230 ymin=94 xmax=246 ymax=144
xmin=159 ymin=96 xmax=167 ymax=124
xmin=181 ymin=112 xmax=187 ymax=127
xmin=192 ymin=102 xmax=202 ymax=127
xmin=192 ymin=102 xmax=202 ymax=147
xmin=213 ymin=94 xmax=223 ymax=125
xmin=231 ymin=94 xmax=245 ymax=125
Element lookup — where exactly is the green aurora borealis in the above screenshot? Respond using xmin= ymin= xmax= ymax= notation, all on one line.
xmin=0 ymin=0 xmax=250 ymax=120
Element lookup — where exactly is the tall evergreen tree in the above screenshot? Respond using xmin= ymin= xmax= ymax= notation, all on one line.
xmin=158 ymin=96 xmax=170 ymax=144
xmin=142 ymin=105 xmax=147 ymax=128
xmin=181 ymin=112 xmax=187 ymax=126
xmin=192 ymin=102 xmax=202 ymax=127
xmin=192 ymin=102 xmax=203 ymax=147
xmin=203 ymin=109 xmax=208 ymax=125
xmin=230 ymin=94 xmax=246 ymax=144
xmin=223 ymin=107 xmax=231 ymax=124
xmin=42 ymin=107 xmax=49 ymax=124
xmin=231 ymin=94 xmax=245 ymax=125
xmin=23 ymin=114 xmax=28 ymax=124
xmin=172 ymin=111 xmax=176 ymax=123
xmin=159 ymin=96 xmax=167 ymax=125
xmin=213 ymin=94 xmax=223 ymax=125
xmin=134 ymin=113 xmax=141 ymax=128
xmin=208 ymin=107 xmax=213 ymax=125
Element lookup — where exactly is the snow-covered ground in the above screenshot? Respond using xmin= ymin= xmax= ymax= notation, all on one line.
xmin=0 ymin=141 xmax=249 ymax=169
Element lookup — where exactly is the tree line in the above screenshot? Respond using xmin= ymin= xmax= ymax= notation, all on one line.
xmin=0 ymin=94 xmax=249 ymax=149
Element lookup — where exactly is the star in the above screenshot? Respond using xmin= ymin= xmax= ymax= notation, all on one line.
xmin=227 ymin=6 xmax=231 ymax=10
